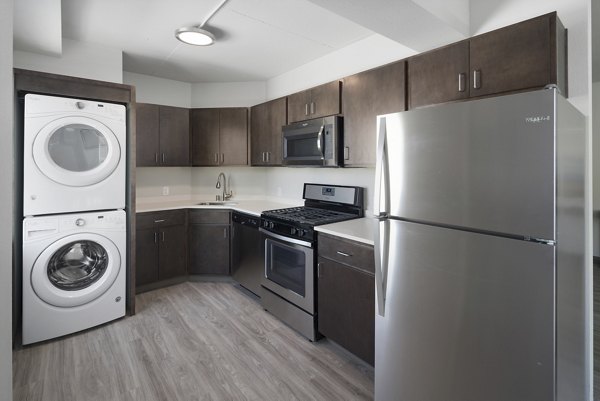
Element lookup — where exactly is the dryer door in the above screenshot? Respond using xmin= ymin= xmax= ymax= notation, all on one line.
xmin=31 ymin=233 xmax=122 ymax=307
xmin=32 ymin=116 xmax=121 ymax=187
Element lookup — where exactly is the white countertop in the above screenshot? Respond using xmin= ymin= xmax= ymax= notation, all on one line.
xmin=137 ymin=197 xmax=375 ymax=245
xmin=315 ymin=217 xmax=375 ymax=246
xmin=136 ymin=198 xmax=300 ymax=217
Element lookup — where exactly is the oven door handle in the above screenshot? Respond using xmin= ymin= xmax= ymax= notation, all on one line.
xmin=259 ymin=228 xmax=313 ymax=248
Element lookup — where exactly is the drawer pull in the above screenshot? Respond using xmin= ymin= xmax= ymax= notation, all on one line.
xmin=336 ymin=251 xmax=352 ymax=257
xmin=154 ymin=219 xmax=165 ymax=223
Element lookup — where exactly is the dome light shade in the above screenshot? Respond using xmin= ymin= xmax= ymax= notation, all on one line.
xmin=175 ymin=26 xmax=215 ymax=46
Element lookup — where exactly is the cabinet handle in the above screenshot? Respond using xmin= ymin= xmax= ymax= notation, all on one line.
xmin=344 ymin=146 xmax=349 ymax=161
xmin=161 ymin=231 xmax=165 ymax=242
xmin=154 ymin=232 xmax=158 ymax=243
xmin=154 ymin=219 xmax=165 ymax=223
xmin=458 ymin=73 xmax=466 ymax=92
xmin=154 ymin=153 xmax=159 ymax=164
xmin=214 ymin=153 xmax=218 ymax=164
xmin=223 ymin=228 xmax=227 ymax=238
xmin=266 ymin=152 xmax=270 ymax=163
xmin=221 ymin=153 xmax=224 ymax=164
xmin=336 ymin=251 xmax=352 ymax=257
xmin=310 ymin=102 xmax=315 ymax=115
xmin=305 ymin=103 xmax=309 ymax=116
xmin=161 ymin=153 xmax=166 ymax=163
xmin=261 ymin=152 xmax=265 ymax=163
xmin=473 ymin=70 xmax=481 ymax=89
xmin=317 ymin=262 xmax=322 ymax=278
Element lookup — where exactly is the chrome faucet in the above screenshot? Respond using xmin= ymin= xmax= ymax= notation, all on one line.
xmin=215 ymin=172 xmax=232 ymax=201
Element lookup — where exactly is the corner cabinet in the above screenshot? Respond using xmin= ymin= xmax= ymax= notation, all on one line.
xmin=136 ymin=210 xmax=188 ymax=291
xmin=342 ymin=60 xmax=406 ymax=166
xmin=287 ymin=81 xmax=341 ymax=123
xmin=188 ymin=210 xmax=231 ymax=275
xmin=317 ymin=233 xmax=375 ymax=365
xmin=408 ymin=12 xmax=566 ymax=109
xmin=136 ymin=103 xmax=190 ymax=166
xmin=191 ymin=108 xmax=248 ymax=166
xmin=250 ymin=97 xmax=287 ymax=166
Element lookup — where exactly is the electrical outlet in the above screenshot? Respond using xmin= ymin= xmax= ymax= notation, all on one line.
xmin=162 ymin=186 xmax=169 ymax=196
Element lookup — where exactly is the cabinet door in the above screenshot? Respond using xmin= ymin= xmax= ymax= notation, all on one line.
xmin=469 ymin=13 xmax=554 ymax=97
xmin=250 ymin=101 xmax=270 ymax=166
xmin=158 ymin=224 xmax=188 ymax=280
xmin=408 ymin=41 xmax=469 ymax=109
xmin=343 ymin=61 xmax=406 ymax=166
xmin=251 ymin=97 xmax=286 ymax=166
xmin=317 ymin=257 xmax=375 ymax=365
xmin=191 ymin=108 xmax=220 ymax=166
xmin=287 ymin=89 xmax=311 ymax=123
xmin=219 ymin=108 xmax=248 ymax=165
xmin=309 ymin=81 xmax=342 ymax=119
xmin=189 ymin=224 xmax=230 ymax=275
xmin=159 ymin=106 xmax=190 ymax=166
xmin=136 ymin=103 xmax=160 ymax=166
xmin=135 ymin=227 xmax=159 ymax=287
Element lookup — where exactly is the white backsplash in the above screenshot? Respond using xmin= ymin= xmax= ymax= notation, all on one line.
xmin=136 ymin=165 xmax=375 ymax=214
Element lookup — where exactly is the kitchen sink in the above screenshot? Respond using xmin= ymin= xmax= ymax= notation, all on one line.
xmin=196 ymin=201 xmax=238 ymax=206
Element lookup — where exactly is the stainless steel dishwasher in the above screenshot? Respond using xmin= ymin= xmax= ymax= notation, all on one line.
xmin=231 ymin=211 xmax=262 ymax=297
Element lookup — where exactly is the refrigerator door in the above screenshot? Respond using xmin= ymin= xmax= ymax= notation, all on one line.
xmin=378 ymin=89 xmax=556 ymax=240
xmin=375 ymin=219 xmax=555 ymax=401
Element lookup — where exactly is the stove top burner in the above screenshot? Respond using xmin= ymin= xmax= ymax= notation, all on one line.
xmin=262 ymin=206 xmax=355 ymax=226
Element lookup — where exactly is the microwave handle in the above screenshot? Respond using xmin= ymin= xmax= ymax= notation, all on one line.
xmin=316 ymin=125 xmax=324 ymax=158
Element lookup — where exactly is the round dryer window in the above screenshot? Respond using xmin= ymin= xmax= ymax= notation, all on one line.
xmin=31 ymin=233 xmax=121 ymax=308
xmin=33 ymin=116 xmax=121 ymax=187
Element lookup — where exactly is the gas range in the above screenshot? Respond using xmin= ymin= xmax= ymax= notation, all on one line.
xmin=261 ymin=184 xmax=364 ymax=243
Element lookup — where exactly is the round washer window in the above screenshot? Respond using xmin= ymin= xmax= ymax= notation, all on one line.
xmin=47 ymin=124 xmax=109 ymax=172
xmin=47 ymin=240 xmax=108 ymax=291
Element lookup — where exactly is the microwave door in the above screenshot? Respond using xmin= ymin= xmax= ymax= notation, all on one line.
xmin=283 ymin=125 xmax=324 ymax=165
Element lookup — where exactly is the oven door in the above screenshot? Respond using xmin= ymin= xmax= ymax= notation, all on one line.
xmin=260 ymin=229 xmax=314 ymax=314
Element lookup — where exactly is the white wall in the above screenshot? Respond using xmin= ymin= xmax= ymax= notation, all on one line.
xmin=123 ymin=71 xmax=191 ymax=108
xmin=267 ymin=34 xmax=416 ymax=99
xmin=136 ymin=167 xmax=192 ymax=202
xmin=191 ymin=167 xmax=268 ymax=200
xmin=0 ymin=0 xmax=13 ymax=399
xmin=191 ymin=82 xmax=266 ymax=108
xmin=14 ymin=38 xmax=123 ymax=83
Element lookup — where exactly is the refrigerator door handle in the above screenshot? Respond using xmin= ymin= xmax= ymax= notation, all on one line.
xmin=374 ymin=218 xmax=389 ymax=317
xmin=374 ymin=116 xmax=390 ymax=218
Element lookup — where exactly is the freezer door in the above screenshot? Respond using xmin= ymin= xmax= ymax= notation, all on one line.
xmin=375 ymin=219 xmax=555 ymax=401
xmin=379 ymin=89 xmax=556 ymax=240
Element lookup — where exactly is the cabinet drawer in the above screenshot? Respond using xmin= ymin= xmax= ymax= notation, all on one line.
xmin=189 ymin=209 xmax=230 ymax=225
xmin=137 ymin=209 xmax=186 ymax=230
xmin=318 ymin=233 xmax=374 ymax=274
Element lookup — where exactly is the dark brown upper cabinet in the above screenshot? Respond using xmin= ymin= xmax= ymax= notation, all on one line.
xmin=287 ymin=81 xmax=342 ymax=123
xmin=408 ymin=12 xmax=566 ymax=109
xmin=191 ymin=108 xmax=248 ymax=166
xmin=250 ymin=97 xmax=287 ymax=166
xmin=342 ymin=60 xmax=406 ymax=167
xmin=136 ymin=103 xmax=190 ymax=166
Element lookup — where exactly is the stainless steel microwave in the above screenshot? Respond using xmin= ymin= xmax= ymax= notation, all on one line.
xmin=282 ymin=116 xmax=342 ymax=167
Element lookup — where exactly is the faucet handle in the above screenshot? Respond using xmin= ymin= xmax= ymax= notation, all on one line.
xmin=216 ymin=195 xmax=222 ymax=201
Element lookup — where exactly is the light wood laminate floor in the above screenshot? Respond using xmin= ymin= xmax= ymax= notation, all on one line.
xmin=13 ymin=282 xmax=374 ymax=401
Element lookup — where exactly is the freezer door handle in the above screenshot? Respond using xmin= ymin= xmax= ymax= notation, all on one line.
xmin=374 ymin=116 xmax=390 ymax=218
xmin=374 ymin=218 xmax=390 ymax=317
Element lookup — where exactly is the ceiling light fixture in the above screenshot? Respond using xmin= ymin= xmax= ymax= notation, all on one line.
xmin=175 ymin=26 xmax=215 ymax=46
xmin=175 ymin=0 xmax=229 ymax=46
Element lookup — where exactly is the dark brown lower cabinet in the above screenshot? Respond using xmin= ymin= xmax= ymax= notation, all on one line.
xmin=135 ymin=210 xmax=187 ymax=291
xmin=188 ymin=210 xmax=231 ymax=275
xmin=317 ymin=234 xmax=375 ymax=365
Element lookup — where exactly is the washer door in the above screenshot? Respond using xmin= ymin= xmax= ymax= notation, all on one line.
xmin=31 ymin=233 xmax=121 ymax=307
xmin=32 ymin=116 xmax=121 ymax=187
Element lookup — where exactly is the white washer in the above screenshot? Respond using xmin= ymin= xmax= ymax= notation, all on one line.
xmin=24 ymin=94 xmax=126 ymax=216
xmin=22 ymin=210 xmax=126 ymax=345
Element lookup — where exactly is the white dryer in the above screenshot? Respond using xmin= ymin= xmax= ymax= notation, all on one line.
xmin=24 ymin=94 xmax=126 ymax=216
xmin=22 ymin=210 xmax=126 ymax=345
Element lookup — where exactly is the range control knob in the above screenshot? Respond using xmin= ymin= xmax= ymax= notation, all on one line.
xmin=290 ymin=228 xmax=297 ymax=235
xmin=263 ymin=221 xmax=269 ymax=228
xmin=269 ymin=222 xmax=275 ymax=229
xmin=298 ymin=229 xmax=305 ymax=237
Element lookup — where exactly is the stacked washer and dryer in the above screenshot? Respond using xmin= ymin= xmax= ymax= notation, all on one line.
xmin=22 ymin=94 xmax=127 ymax=345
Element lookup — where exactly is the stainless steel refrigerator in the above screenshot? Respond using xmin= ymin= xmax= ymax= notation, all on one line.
xmin=373 ymin=88 xmax=587 ymax=401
